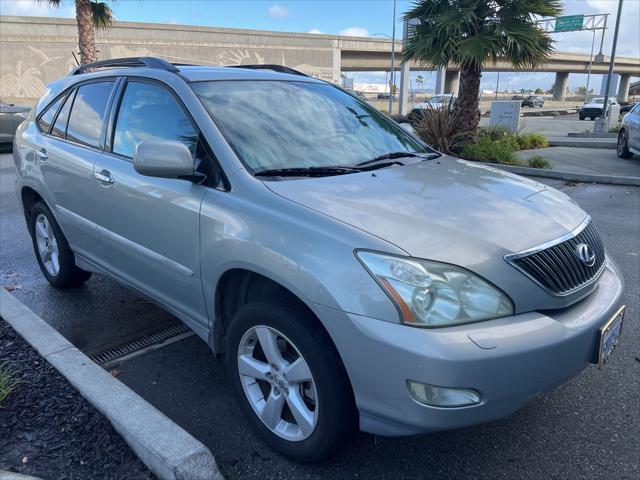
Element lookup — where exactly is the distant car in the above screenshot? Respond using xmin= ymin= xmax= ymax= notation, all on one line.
xmin=579 ymin=97 xmax=619 ymax=120
xmin=617 ymin=102 xmax=640 ymax=159
xmin=521 ymin=96 xmax=544 ymax=108
xmin=377 ymin=92 xmax=394 ymax=100
xmin=1 ymin=99 xmax=31 ymax=149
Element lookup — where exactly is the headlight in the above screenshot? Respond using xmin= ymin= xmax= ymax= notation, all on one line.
xmin=356 ymin=251 xmax=513 ymax=327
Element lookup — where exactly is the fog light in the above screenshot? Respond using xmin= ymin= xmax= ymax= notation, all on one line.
xmin=407 ymin=380 xmax=481 ymax=407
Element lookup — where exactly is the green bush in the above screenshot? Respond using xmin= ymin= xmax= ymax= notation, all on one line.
xmin=479 ymin=125 xmax=510 ymax=141
xmin=460 ymin=135 xmax=519 ymax=164
xmin=517 ymin=133 xmax=549 ymax=149
xmin=525 ymin=155 xmax=552 ymax=169
xmin=609 ymin=124 xmax=621 ymax=133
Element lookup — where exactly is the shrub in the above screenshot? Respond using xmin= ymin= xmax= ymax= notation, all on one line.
xmin=517 ymin=133 xmax=549 ymax=149
xmin=525 ymin=155 xmax=552 ymax=169
xmin=479 ymin=125 xmax=510 ymax=141
xmin=609 ymin=124 xmax=621 ymax=133
xmin=548 ymin=111 xmax=560 ymax=117
xmin=410 ymin=106 xmax=471 ymax=155
xmin=460 ymin=135 xmax=519 ymax=164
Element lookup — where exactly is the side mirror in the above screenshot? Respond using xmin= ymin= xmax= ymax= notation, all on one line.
xmin=133 ymin=140 xmax=194 ymax=179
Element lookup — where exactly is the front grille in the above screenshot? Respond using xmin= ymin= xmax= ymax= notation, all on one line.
xmin=582 ymin=108 xmax=602 ymax=116
xmin=506 ymin=220 xmax=605 ymax=296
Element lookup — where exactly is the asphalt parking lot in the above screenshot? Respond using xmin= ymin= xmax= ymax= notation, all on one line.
xmin=1 ymin=152 xmax=639 ymax=479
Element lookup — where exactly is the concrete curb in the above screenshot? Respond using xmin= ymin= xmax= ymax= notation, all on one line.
xmin=0 ymin=289 xmax=224 ymax=480
xmin=567 ymin=132 xmax=617 ymax=138
xmin=481 ymin=163 xmax=640 ymax=187
xmin=548 ymin=139 xmax=616 ymax=149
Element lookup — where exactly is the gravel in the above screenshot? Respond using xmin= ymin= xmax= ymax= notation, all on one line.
xmin=0 ymin=318 xmax=155 ymax=480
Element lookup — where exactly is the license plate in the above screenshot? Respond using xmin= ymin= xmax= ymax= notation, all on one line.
xmin=598 ymin=305 xmax=625 ymax=366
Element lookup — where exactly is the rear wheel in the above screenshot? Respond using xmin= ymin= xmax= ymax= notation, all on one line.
xmin=617 ymin=129 xmax=634 ymax=159
xmin=29 ymin=202 xmax=91 ymax=288
xmin=579 ymin=114 xmax=585 ymax=120
xmin=226 ymin=302 xmax=356 ymax=461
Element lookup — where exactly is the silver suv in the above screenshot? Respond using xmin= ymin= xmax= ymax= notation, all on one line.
xmin=14 ymin=57 xmax=625 ymax=461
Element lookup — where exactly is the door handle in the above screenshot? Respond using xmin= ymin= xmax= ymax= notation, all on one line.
xmin=35 ymin=149 xmax=48 ymax=161
xmin=94 ymin=169 xmax=114 ymax=185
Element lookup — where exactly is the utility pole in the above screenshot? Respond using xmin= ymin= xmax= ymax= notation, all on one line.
xmin=595 ymin=0 xmax=623 ymax=133
xmin=388 ymin=0 xmax=397 ymax=114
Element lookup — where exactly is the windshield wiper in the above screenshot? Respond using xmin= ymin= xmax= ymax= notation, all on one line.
xmin=355 ymin=151 xmax=440 ymax=167
xmin=255 ymin=166 xmax=361 ymax=178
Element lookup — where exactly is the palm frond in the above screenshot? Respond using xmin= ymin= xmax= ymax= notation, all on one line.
xmin=90 ymin=1 xmax=114 ymax=30
xmin=34 ymin=0 xmax=63 ymax=6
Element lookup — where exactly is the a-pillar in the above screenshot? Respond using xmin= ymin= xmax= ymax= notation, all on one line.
xmin=552 ymin=72 xmax=569 ymax=101
xmin=444 ymin=70 xmax=459 ymax=94
xmin=617 ymin=74 xmax=631 ymax=103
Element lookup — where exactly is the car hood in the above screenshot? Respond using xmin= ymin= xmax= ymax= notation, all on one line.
xmin=582 ymin=102 xmax=604 ymax=109
xmin=264 ymin=157 xmax=586 ymax=269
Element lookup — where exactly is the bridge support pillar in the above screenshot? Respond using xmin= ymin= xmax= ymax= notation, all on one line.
xmin=552 ymin=72 xmax=569 ymax=101
xmin=444 ymin=70 xmax=459 ymax=94
xmin=617 ymin=74 xmax=631 ymax=103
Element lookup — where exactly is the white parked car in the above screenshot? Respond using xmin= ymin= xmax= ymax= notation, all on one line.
xmin=579 ymin=97 xmax=619 ymax=121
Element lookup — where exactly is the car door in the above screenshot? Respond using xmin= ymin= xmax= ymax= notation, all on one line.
xmin=90 ymin=78 xmax=208 ymax=329
xmin=37 ymin=80 xmax=117 ymax=259
xmin=627 ymin=104 xmax=640 ymax=151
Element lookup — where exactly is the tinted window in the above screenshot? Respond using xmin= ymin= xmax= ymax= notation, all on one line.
xmin=38 ymin=95 xmax=65 ymax=133
xmin=113 ymin=82 xmax=198 ymax=158
xmin=51 ymin=91 xmax=75 ymax=139
xmin=66 ymin=81 xmax=114 ymax=148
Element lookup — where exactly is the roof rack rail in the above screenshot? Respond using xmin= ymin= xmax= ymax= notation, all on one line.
xmin=69 ymin=56 xmax=180 ymax=76
xmin=228 ymin=64 xmax=308 ymax=77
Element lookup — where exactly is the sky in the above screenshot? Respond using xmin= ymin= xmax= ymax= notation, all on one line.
xmin=1 ymin=0 xmax=639 ymax=92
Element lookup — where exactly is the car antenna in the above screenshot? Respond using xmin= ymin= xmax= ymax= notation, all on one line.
xmin=71 ymin=51 xmax=80 ymax=66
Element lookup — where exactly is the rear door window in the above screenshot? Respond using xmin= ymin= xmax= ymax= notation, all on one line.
xmin=112 ymin=81 xmax=198 ymax=159
xmin=66 ymin=81 xmax=115 ymax=148
xmin=38 ymin=95 xmax=65 ymax=133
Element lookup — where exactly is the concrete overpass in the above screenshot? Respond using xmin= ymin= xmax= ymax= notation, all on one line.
xmin=1 ymin=15 xmax=638 ymax=103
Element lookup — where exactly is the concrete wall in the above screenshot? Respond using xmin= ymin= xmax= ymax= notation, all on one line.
xmin=0 ymin=16 xmax=341 ymax=103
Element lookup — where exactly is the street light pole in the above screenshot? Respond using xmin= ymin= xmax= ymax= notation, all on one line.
xmin=584 ymin=28 xmax=596 ymax=103
xmin=388 ymin=0 xmax=397 ymax=114
xmin=595 ymin=0 xmax=623 ymax=133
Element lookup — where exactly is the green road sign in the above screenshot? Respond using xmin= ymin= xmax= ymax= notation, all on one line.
xmin=555 ymin=15 xmax=584 ymax=32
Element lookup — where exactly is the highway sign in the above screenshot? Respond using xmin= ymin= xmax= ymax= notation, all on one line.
xmin=555 ymin=15 xmax=585 ymax=32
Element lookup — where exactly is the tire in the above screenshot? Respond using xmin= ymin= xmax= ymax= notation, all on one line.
xmin=590 ymin=117 xmax=595 ymax=121
xmin=29 ymin=202 xmax=91 ymax=288
xmin=579 ymin=114 xmax=585 ymax=120
xmin=617 ymin=129 xmax=634 ymax=159
xmin=226 ymin=302 xmax=356 ymax=462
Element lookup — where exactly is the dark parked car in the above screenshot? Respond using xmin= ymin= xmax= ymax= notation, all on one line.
xmin=620 ymin=102 xmax=637 ymax=115
xmin=521 ymin=96 xmax=544 ymax=108
xmin=1 ymin=99 xmax=31 ymax=150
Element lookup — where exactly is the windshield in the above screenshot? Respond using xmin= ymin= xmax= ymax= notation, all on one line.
xmin=428 ymin=95 xmax=450 ymax=104
xmin=192 ymin=80 xmax=426 ymax=173
xmin=593 ymin=98 xmax=604 ymax=104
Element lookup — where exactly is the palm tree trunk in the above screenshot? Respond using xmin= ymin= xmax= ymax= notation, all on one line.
xmin=75 ymin=0 xmax=97 ymax=65
xmin=455 ymin=64 xmax=482 ymax=137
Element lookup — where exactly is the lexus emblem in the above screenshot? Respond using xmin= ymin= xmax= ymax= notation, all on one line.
xmin=576 ymin=243 xmax=596 ymax=267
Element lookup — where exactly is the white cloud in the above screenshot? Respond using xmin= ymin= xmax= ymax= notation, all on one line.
xmin=267 ymin=4 xmax=290 ymax=20
xmin=0 ymin=0 xmax=74 ymax=18
xmin=338 ymin=27 xmax=369 ymax=37
xmin=308 ymin=29 xmax=323 ymax=34
xmin=167 ymin=18 xmax=179 ymax=25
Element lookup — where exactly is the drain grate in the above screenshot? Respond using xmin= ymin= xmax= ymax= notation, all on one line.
xmin=91 ymin=323 xmax=194 ymax=368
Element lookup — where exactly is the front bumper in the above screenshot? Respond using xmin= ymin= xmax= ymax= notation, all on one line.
xmin=315 ymin=259 xmax=624 ymax=436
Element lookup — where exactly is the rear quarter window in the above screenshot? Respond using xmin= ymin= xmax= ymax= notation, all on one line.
xmin=37 ymin=95 xmax=65 ymax=133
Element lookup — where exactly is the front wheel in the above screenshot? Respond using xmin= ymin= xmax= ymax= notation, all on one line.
xmin=617 ymin=129 xmax=634 ymax=159
xmin=29 ymin=202 xmax=91 ymax=288
xmin=226 ymin=302 xmax=356 ymax=461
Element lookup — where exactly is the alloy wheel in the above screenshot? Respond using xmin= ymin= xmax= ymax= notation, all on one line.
xmin=237 ymin=325 xmax=318 ymax=441
xmin=617 ymin=131 xmax=627 ymax=155
xmin=34 ymin=213 xmax=60 ymax=276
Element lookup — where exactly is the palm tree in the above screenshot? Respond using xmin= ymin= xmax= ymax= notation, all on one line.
xmin=402 ymin=0 xmax=561 ymax=135
xmin=416 ymin=74 xmax=424 ymax=91
xmin=36 ymin=0 xmax=114 ymax=65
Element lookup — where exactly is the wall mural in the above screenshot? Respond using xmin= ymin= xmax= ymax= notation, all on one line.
xmin=0 ymin=34 xmax=337 ymax=102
